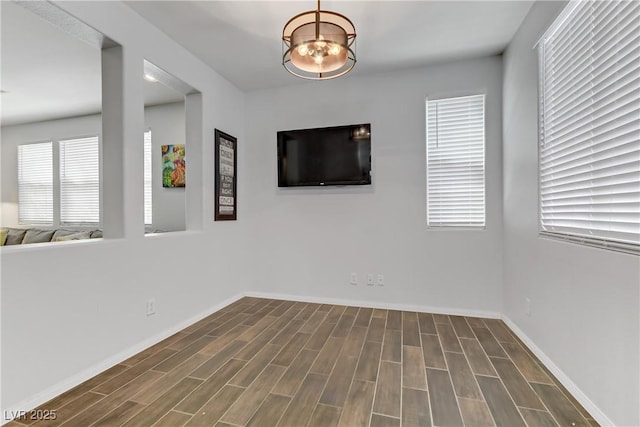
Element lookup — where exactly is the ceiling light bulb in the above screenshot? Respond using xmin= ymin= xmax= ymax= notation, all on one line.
xmin=297 ymin=44 xmax=309 ymax=56
xmin=314 ymin=55 xmax=324 ymax=65
xmin=315 ymin=35 xmax=327 ymax=49
xmin=329 ymin=44 xmax=341 ymax=55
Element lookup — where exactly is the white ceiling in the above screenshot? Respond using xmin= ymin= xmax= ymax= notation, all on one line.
xmin=1 ymin=1 xmax=534 ymax=126
xmin=125 ymin=1 xmax=534 ymax=91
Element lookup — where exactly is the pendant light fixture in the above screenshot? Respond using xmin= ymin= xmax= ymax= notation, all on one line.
xmin=282 ymin=0 xmax=356 ymax=80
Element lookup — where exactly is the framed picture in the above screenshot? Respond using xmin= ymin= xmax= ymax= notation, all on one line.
xmin=214 ymin=129 xmax=237 ymax=220
xmin=161 ymin=144 xmax=186 ymax=187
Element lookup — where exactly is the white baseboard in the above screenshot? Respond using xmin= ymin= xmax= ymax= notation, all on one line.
xmin=243 ymin=291 xmax=501 ymax=319
xmin=1 ymin=293 xmax=244 ymax=426
xmin=501 ymin=316 xmax=614 ymax=427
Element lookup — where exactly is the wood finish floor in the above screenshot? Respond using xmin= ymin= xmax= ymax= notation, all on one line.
xmin=8 ymin=297 xmax=598 ymax=427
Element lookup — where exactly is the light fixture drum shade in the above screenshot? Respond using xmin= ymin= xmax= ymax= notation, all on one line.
xmin=283 ymin=9 xmax=356 ymax=80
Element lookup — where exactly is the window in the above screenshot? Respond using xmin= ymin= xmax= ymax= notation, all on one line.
xmin=18 ymin=142 xmax=53 ymax=225
xmin=538 ymin=0 xmax=640 ymax=253
xmin=144 ymin=130 xmax=152 ymax=225
xmin=60 ymin=136 xmax=100 ymax=224
xmin=426 ymin=94 xmax=485 ymax=227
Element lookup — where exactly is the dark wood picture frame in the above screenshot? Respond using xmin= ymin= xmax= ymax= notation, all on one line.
xmin=214 ymin=129 xmax=237 ymax=221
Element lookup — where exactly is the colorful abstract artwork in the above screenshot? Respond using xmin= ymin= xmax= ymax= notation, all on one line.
xmin=161 ymin=144 xmax=186 ymax=188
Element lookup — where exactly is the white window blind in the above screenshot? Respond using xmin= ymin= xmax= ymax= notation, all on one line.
xmin=18 ymin=142 xmax=53 ymax=225
xmin=539 ymin=0 xmax=640 ymax=253
xmin=426 ymin=94 xmax=486 ymax=227
xmin=144 ymin=130 xmax=153 ymax=225
xmin=59 ymin=136 xmax=100 ymax=224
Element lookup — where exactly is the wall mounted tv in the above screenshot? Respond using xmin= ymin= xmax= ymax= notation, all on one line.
xmin=277 ymin=123 xmax=371 ymax=187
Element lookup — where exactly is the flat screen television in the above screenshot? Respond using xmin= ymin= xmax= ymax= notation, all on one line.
xmin=277 ymin=123 xmax=371 ymax=187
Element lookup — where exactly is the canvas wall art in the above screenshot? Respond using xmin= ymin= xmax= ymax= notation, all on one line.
xmin=161 ymin=144 xmax=186 ymax=188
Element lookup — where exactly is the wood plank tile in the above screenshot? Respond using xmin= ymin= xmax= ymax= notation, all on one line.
xmin=310 ymin=336 xmax=345 ymax=375
xmin=372 ymin=308 xmax=388 ymax=319
xmin=153 ymin=410 xmax=191 ymax=427
xmin=184 ymin=385 xmax=245 ymax=427
xmin=234 ymin=327 xmax=279 ymax=361
xmin=319 ymin=327 xmax=366 ymax=407
xmin=433 ymin=314 xmax=451 ymax=325
xmin=354 ymin=341 xmax=382 ymax=382
xmin=176 ymin=359 xmax=245 ymax=414
xmin=490 ymin=357 xmax=545 ymax=410
xmin=189 ymin=340 xmax=246 ymax=379
xmin=530 ymin=383 xmax=591 ymax=427
xmin=271 ymin=319 xmax=305 ymax=345
xmin=450 ymin=316 xmax=476 ymax=339
xmin=421 ymin=334 xmax=446 ymax=369
xmin=305 ymin=321 xmax=336 ymax=351
xmin=370 ymin=414 xmax=400 ymax=427
xmin=229 ymin=343 xmax=281 ymax=387
xmin=354 ymin=307 xmax=373 ymax=327
xmin=464 ymin=316 xmax=486 ymax=328
xmin=122 ymin=377 xmax=202 ymax=427
xmin=402 ymin=312 xmax=421 ymax=347
xmin=403 ymin=346 xmax=427 ymax=390
xmin=500 ymin=342 xmax=552 ymax=384
xmin=221 ymin=364 xmax=286 ymax=425
xmin=34 ymin=392 xmax=105 ymax=427
xmin=472 ymin=326 xmax=507 ymax=358
xmin=381 ymin=329 xmax=401 ymax=362
xmin=272 ymin=332 xmax=311 ymax=367
xmin=459 ymin=338 xmax=496 ymax=376
xmin=436 ymin=323 xmax=462 ymax=353
xmin=337 ymin=380 xmax=374 ymax=427
xmin=91 ymin=401 xmax=144 ymax=427
xmin=402 ymin=387 xmax=431 ymax=427
xmin=132 ymin=353 xmax=209 ymax=404
xmin=445 ymin=351 xmax=483 ymax=400
xmin=325 ymin=305 xmax=347 ymax=323
xmin=273 ymin=349 xmax=319 ymax=396
xmin=295 ymin=303 xmax=320 ymax=322
xmin=309 ymin=404 xmax=342 ymax=427
xmin=246 ymin=393 xmax=291 ymax=427
xmin=153 ymin=335 xmax=216 ymax=373
xmin=426 ymin=368 xmax=463 ymax=427
xmin=209 ymin=313 xmax=251 ymax=337
xmin=300 ymin=310 xmax=328 ymax=334
xmin=277 ymin=373 xmax=328 ymax=426
xmin=344 ymin=306 xmax=359 ymax=316
xmin=331 ymin=312 xmax=356 ymax=338
xmin=122 ymin=332 xmax=186 ymax=366
xmin=373 ymin=361 xmax=401 ymax=418
xmin=199 ymin=324 xmax=250 ymax=356
xmin=476 ymin=375 xmax=526 ymax=427
xmin=269 ymin=300 xmax=295 ymax=317
xmin=168 ymin=329 xmax=212 ymax=351
xmin=519 ymin=408 xmax=559 ymax=427
xmin=417 ymin=313 xmax=437 ymax=335
xmin=458 ymin=397 xmax=495 ymax=427
xmin=366 ymin=317 xmax=386 ymax=342
xmin=386 ymin=310 xmax=402 ymax=330
xmin=93 ymin=348 xmax=177 ymax=394
xmin=236 ymin=314 xmax=279 ymax=342
xmin=60 ymin=370 xmax=163 ymax=426
xmin=484 ymin=319 xmax=517 ymax=343
xmin=317 ymin=304 xmax=333 ymax=312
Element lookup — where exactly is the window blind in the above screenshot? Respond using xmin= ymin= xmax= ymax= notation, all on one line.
xmin=426 ymin=94 xmax=486 ymax=227
xmin=59 ymin=136 xmax=100 ymax=224
xmin=144 ymin=130 xmax=153 ymax=225
xmin=18 ymin=142 xmax=53 ymax=225
xmin=539 ymin=0 xmax=640 ymax=253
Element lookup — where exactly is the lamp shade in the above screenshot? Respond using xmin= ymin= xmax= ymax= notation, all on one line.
xmin=283 ymin=6 xmax=356 ymax=80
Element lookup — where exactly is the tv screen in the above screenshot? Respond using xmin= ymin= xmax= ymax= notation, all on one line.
xmin=277 ymin=124 xmax=371 ymax=187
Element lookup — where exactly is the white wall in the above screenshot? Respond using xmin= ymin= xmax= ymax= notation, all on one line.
xmin=244 ymin=56 xmax=504 ymax=315
xmin=502 ymin=2 xmax=640 ymax=426
xmin=1 ymin=1 xmax=246 ymax=414
xmin=1 ymin=102 xmax=186 ymax=231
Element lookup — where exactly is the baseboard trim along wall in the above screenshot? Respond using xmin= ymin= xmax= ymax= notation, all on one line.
xmin=1 ymin=293 xmax=245 ymax=426
xmin=501 ymin=316 xmax=614 ymax=427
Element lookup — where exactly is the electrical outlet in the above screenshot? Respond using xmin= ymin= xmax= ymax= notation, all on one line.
xmin=367 ymin=274 xmax=374 ymax=286
xmin=377 ymin=274 xmax=384 ymax=286
xmin=350 ymin=272 xmax=358 ymax=285
xmin=525 ymin=298 xmax=531 ymax=317
xmin=146 ymin=298 xmax=156 ymax=316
